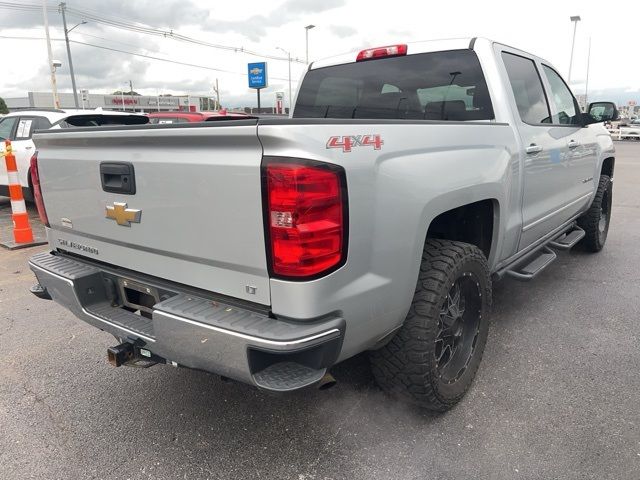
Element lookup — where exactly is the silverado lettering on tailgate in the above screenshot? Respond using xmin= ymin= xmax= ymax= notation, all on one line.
xmin=57 ymin=238 xmax=99 ymax=255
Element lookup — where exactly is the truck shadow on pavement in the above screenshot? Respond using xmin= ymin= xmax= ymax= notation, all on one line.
xmin=103 ymin=243 xmax=599 ymax=442
xmin=83 ymin=353 xmax=445 ymax=477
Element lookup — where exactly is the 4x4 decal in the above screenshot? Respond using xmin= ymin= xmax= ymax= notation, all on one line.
xmin=326 ymin=134 xmax=383 ymax=153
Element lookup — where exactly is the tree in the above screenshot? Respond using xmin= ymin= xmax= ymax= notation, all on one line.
xmin=0 ymin=97 xmax=8 ymax=114
xmin=200 ymin=97 xmax=219 ymax=110
xmin=111 ymin=90 xmax=141 ymax=96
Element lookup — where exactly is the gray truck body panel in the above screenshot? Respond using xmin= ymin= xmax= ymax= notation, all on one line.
xmin=29 ymin=38 xmax=614 ymax=388
xmin=34 ymin=122 xmax=271 ymax=305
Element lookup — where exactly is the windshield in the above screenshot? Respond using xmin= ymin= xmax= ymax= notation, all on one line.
xmin=294 ymin=49 xmax=494 ymax=121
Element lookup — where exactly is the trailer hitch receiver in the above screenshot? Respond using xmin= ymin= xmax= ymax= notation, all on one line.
xmin=107 ymin=342 xmax=135 ymax=367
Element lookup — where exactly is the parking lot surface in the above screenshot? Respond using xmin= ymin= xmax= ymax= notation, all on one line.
xmin=1 ymin=143 xmax=639 ymax=480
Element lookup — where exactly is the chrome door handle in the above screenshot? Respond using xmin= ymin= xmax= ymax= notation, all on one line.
xmin=568 ymin=140 xmax=580 ymax=149
xmin=525 ymin=144 xmax=543 ymax=154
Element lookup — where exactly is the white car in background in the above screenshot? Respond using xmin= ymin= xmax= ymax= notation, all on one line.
xmin=0 ymin=108 xmax=147 ymax=200
xmin=620 ymin=119 xmax=640 ymax=140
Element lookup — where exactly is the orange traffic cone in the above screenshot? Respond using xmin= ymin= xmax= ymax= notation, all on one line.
xmin=3 ymin=140 xmax=34 ymax=243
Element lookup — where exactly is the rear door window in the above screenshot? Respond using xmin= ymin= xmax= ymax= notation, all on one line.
xmin=294 ymin=49 xmax=494 ymax=121
xmin=501 ymin=52 xmax=552 ymax=125
xmin=33 ymin=116 xmax=52 ymax=131
xmin=0 ymin=117 xmax=18 ymax=140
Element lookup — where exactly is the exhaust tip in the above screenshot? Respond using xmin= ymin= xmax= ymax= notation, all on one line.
xmin=317 ymin=372 xmax=337 ymax=390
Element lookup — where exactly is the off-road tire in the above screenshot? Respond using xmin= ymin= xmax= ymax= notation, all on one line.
xmin=370 ymin=239 xmax=492 ymax=411
xmin=578 ymin=174 xmax=612 ymax=252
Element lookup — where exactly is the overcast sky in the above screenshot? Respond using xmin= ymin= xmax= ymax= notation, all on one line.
xmin=1 ymin=0 xmax=638 ymax=108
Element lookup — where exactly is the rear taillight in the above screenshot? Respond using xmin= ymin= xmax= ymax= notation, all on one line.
xmin=356 ymin=44 xmax=407 ymax=62
xmin=29 ymin=152 xmax=49 ymax=226
xmin=263 ymin=159 xmax=347 ymax=279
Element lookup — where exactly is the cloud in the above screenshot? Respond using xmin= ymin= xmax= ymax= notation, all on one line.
xmin=0 ymin=0 xmax=210 ymax=30
xmin=71 ymin=0 xmax=211 ymax=27
xmin=329 ymin=25 xmax=356 ymax=38
xmin=4 ymin=42 xmax=152 ymax=94
xmin=0 ymin=8 xmax=42 ymax=29
xmin=44 ymin=29 xmax=158 ymax=92
xmin=387 ymin=28 xmax=412 ymax=38
xmin=209 ymin=0 xmax=345 ymax=41
xmin=282 ymin=0 xmax=345 ymax=14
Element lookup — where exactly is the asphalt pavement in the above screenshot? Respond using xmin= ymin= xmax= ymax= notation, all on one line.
xmin=1 ymin=142 xmax=639 ymax=480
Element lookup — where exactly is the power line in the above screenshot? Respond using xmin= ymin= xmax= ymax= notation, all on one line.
xmin=69 ymin=39 xmax=294 ymax=81
xmin=0 ymin=1 xmax=304 ymax=63
xmin=0 ymin=34 xmax=57 ymax=41
xmin=65 ymin=6 xmax=305 ymax=63
xmin=0 ymin=35 xmax=297 ymax=83
xmin=69 ymin=31 xmax=168 ymax=52
xmin=0 ymin=1 xmax=55 ymax=12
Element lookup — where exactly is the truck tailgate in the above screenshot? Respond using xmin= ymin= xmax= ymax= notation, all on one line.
xmin=33 ymin=122 xmax=270 ymax=305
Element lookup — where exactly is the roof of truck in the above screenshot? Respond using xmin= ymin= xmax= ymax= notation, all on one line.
xmin=309 ymin=37 xmax=548 ymax=70
xmin=310 ymin=38 xmax=477 ymax=70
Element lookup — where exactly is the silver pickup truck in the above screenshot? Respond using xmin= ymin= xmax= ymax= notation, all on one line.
xmin=28 ymin=38 xmax=617 ymax=411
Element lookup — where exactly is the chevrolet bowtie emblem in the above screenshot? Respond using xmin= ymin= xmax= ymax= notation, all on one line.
xmin=105 ymin=202 xmax=142 ymax=226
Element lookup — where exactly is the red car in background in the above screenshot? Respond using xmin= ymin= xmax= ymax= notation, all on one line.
xmin=147 ymin=110 xmax=249 ymax=124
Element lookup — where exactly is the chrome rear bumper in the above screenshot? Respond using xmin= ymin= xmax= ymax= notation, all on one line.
xmin=29 ymin=251 xmax=344 ymax=391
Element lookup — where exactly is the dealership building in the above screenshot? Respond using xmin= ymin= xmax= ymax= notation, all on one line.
xmin=4 ymin=91 xmax=214 ymax=112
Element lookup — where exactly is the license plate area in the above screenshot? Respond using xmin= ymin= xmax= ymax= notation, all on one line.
xmin=117 ymin=278 xmax=160 ymax=315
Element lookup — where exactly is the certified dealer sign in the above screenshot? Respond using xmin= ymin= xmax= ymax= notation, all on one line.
xmin=248 ymin=62 xmax=268 ymax=89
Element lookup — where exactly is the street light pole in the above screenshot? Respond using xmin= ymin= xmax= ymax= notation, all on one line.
xmin=42 ymin=0 xmax=60 ymax=108
xmin=277 ymin=47 xmax=292 ymax=113
xmin=59 ymin=3 xmax=83 ymax=108
xmin=568 ymin=15 xmax=581 ymax=84
xmin=287 ymin=51 xmax=291 ymax=113
xmin=304 ymin=24 xmax=315 ymax=64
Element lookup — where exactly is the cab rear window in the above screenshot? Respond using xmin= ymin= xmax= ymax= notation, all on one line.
xmin=294 ymin=49 xmax=494 ymax=121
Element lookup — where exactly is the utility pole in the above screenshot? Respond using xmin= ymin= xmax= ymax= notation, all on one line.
xmin=213 ymin=78 xmax=220 ymax=110
xmin=43 ymin=0 xmax=60 ymax=108
xmin=129 ymin=79 xmax=133 ymax=95
xmin=287 ymin=52 xmax=291 ymax=113
xmin=59 ymin=3 xmax=79 ymax=108
xmin=277 ymin=47 xmax=292 ymax=113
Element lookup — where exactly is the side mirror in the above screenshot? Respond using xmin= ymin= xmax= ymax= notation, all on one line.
xmin=585 ymin=101 xmax=619 ymax=124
